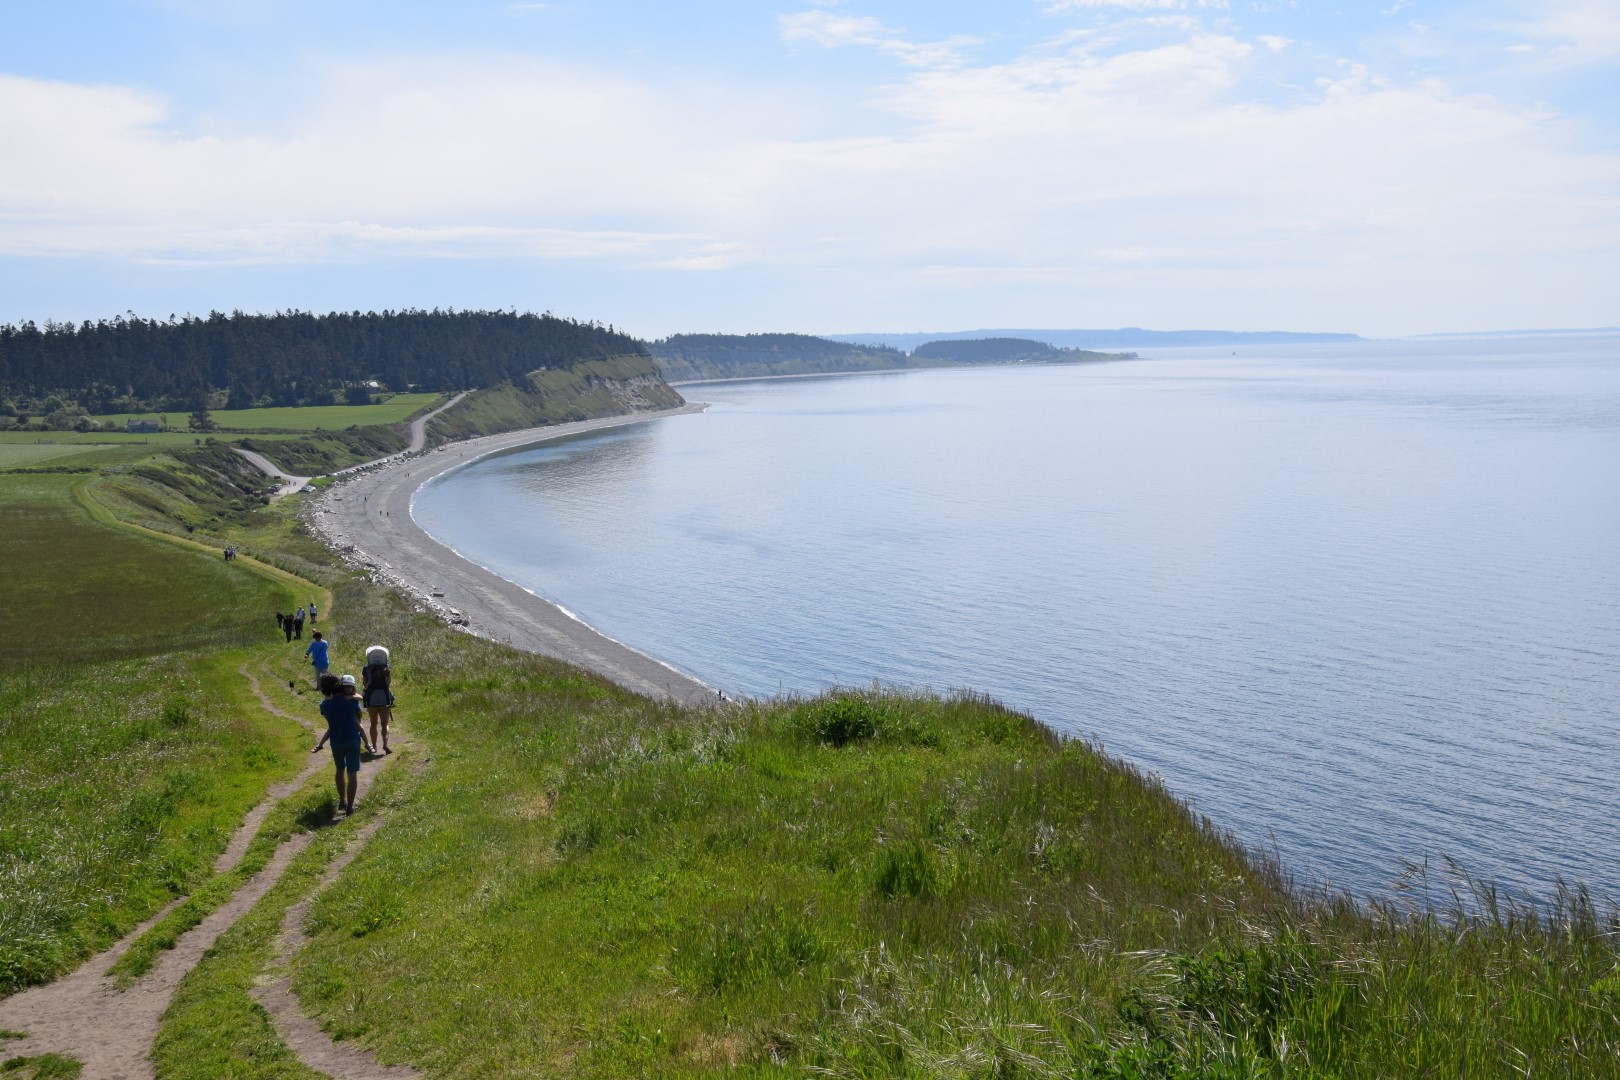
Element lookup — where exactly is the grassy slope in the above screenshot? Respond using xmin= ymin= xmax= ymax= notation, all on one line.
xmin=0 ymin=471 xmax=313 ymax=993
xmin=160 ymin=550 xmax=1619 ymax=1078
xmin=5 ymin=393 xmax=443 ymax=478
xmin=426 ymin=355 xmax=683 ymax=443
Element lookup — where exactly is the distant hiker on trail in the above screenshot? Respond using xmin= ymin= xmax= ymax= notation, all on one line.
xmin=308 ymin=599 xmax=318 ymax=625
xmin=293 ymin=606 xmax=306 ymax=639
xmin=281 ymin=612 xmax=293 ymax=643
xmin=275 ymin=611 xmax=285 ymax=632
xmin=305 ymin=631 xmax=329 ymax=684
xmin=311 ymin=673 xmax=366 ymax=815
xmin=361 ymin=644 xmax=395 ymax=754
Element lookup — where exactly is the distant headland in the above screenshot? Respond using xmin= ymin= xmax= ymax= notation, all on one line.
xmin=828 ymin=327 xmax=1365 ymax=351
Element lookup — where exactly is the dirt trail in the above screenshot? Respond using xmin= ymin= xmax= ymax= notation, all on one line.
xmin=0 ymin=660 xmax=396 ymax=1080
xmin=213 ymin=663 xmax=323 ymax=873
xmin=0 ymin=826 xmax=317 ymax=1079
xmin=253 ymin=769 xmax=420 ymax=1079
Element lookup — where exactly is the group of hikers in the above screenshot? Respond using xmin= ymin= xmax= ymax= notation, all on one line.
xmin=275 ymin=599 xmax=396 ymax=815
xmin=306 ymin=639 xmax=398 ymax=814
xmin=274 ymin=601 xmax=317 ymax=641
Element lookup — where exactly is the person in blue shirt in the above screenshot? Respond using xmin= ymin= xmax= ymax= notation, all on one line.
xmin=311 ymin=673 xmax=368 ymax=814
xmin=304 ymin=631 xmax=330 ymax=685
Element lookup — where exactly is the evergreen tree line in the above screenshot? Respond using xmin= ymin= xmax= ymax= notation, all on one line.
xmin=647 ymin=333 xmax=911 ymax=381
xmin=0 ymin=308 xmax=646 ymax=412
xmin=911 ymin=337 xmax=1079 ymax=363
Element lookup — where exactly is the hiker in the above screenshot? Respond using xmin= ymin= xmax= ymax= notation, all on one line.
xmin=282 ymin=611 xmax=294 ymax=643
xmin=361 ymin=644 xmax=395 ymax=754
xmin=340 ymin=673 xmax=374 ymax=752
xmin=293 ymin=606 xmax=306 ymax=640
xmin=305 ymin=631 xmax=329 ymax=685
xmin=311 ymin=674 xmax=366 ymax=815
xmin=275 ymin=611 xmax=285 ymax=633
xmin=308 ymin=599 xmax=318 ymax=625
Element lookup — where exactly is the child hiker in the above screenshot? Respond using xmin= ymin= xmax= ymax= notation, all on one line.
xmin=311 ymin=673 xmax=371 ymax=815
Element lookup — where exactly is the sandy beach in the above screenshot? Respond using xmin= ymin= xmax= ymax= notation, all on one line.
xmin=308 ymin=403 xmax=718 ymax=707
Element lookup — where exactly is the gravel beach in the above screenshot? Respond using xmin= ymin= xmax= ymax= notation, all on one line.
xmin=308 ymin=403 xmax=719 ymax=707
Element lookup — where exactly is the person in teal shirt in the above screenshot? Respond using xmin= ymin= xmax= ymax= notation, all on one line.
xmin=305 ymin=632 xmax=329 ymax=684
xmin=311 ymin=673 xmax=367 ymax=814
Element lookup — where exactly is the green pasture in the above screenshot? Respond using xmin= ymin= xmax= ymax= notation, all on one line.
xmin=0 ymin=471 xmax=311 ymax=993
xmin=0 ymin=473 xmax=293 ymax=669
xmin=0 ymin=444 xmax=107 ymax=468
xmin=94 ymin=391 xmax=442 ymax=432
xmin=0 ymin=430 xmax=305 ymax=453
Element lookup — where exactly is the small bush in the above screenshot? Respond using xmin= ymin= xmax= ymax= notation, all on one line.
xmin=793 ymin=697 xmax=879 ymax=746
xmin=790 ymin=694 xmax=941 ymax=749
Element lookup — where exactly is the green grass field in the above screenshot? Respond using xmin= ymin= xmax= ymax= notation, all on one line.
xmin=0 ymin=471 xmax=312 ymax=993
xmin=0 ymin=474 xmax=294 ymax=669
xmin=94 ymin=392 xmax=443 ymax=432
xmin=0 ymin=445 xmax=112 ymax=468
xmin=0 ymin=430 xmax=305 ymax=452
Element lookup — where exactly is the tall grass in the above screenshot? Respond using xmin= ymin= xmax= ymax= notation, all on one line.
xmin=0 ymin=472 xmax=309 ymax=993
xmin=245 ymin=574 xmax=1617 ymax=1077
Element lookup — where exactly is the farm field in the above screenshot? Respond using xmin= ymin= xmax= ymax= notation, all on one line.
xmin=0 ymin=470 xmax=312 ymax=993
xmin=95 ymin=391 xmax=444 ymax=432
xmin=0 ymin=429 xmax=305 ymax=449
xmin=0 ymin=443 xmax=115 ymax=468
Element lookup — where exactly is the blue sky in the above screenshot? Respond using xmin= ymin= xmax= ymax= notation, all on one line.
xmin=2 ymin=1 xmax=1617 ymax=336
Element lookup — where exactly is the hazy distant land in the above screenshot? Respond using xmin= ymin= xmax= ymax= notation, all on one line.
xmin=831 ymin=327 xmax=1364 ymax=351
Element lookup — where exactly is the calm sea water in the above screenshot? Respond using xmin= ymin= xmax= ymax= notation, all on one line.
xmin=414 ymin=337 xmax=1620 ymax=901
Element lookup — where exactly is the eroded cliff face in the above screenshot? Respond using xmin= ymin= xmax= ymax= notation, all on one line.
xmin=424 ymin=354 xmax=686 ymax=444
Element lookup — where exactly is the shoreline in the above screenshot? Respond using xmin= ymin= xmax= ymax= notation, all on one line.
xmin=307 ymin=403 xmax=721 ymax=707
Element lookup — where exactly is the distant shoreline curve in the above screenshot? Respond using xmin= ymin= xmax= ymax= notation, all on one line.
xmin=307 ymin=404 xmax=720 ymax=706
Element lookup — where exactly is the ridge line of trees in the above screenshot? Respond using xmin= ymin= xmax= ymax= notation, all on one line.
xmin=0 ymin=308 xmax=647 ymax=414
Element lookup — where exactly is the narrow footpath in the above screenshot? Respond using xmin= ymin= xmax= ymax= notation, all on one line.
xmin=234 ymin=390 xmax=469 ymax=498
xmin=0 ymin=661 xmax=404 ymax=1079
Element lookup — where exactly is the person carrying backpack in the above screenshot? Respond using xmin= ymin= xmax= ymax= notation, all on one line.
xmin=361 ymin=644 xmax=396 ymax=754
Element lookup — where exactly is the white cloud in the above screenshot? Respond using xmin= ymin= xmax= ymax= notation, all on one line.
xmin=1046 ymin=1 xmax=1229 ymax=11
xmin=1506 ymin=0 xmax=1620 ymax=64
xmin=778 ymin=11 xmax=977 ymax=67
xmin=0 ymin=21 xmax=1616 ymax=333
